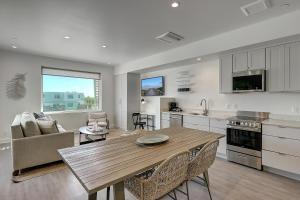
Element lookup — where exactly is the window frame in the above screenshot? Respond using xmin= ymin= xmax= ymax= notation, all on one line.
xmin=41 ymin=66 xmax=102 ymax=113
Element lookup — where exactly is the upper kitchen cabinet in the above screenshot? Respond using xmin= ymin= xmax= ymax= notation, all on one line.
xmin=248 ymin=48 xmax=266 ymax=70
xmin=233 ymin=52 xmax=248 ymax=72
xmin=219 ymin=54 xmax=233 ymax=93
xmin=266 ymin=45 xmax=285 ymax=92
xmin=285 ymin=42 xmax=300 ymax=91
xmin=233 ymin=48 xmax=266 ymax=72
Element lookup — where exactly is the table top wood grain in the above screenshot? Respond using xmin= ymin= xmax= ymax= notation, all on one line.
xmin=58 ymin=127 xmax=223 ymax=194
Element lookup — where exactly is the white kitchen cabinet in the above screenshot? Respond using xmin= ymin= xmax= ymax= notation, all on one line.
xmin=248 ymin=48 xmax=266 ymax=70
xmin=262 ymin=124 xmax=300 ymax=176
xmin=285 ymin=42 xmax=300 ymax=91
xmin=183 ymin=115 xmax=209 ymax=131
xmin=160 ymin=112 xmax=170 ymax=129
xmin=161 ymin=119 xmax=170 ymax=129
xmin=263 ymin=124 xmax=300 ymax=140
xmin=210 ymin=118 xmax=227 ymax=159
xmin=219 ymin=54 xmax=233 ymax=93
xmin=210 ymin=127 xmax=227 ymax=158
xmin=233 ymin=52 xmax=248 ymax=72
xmin=266 ymin=45 xmax=285 ymax=92
xmin=233 ymin=48 xmax=266 ymax=72
xmin=263 ymin=135 xmax=300 ymax=157
xmin=262 ymin=150 xmax=300 ymax=175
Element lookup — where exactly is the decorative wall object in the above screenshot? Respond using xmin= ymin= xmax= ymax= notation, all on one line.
xmin=176 ymin=71 xmax=191 ymax=92
xmin=6 ymin=73 xmax=27 ymax=100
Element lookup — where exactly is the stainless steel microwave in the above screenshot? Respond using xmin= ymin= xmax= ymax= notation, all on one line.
xmin=232 ymin=69 xmax=266 ymax=93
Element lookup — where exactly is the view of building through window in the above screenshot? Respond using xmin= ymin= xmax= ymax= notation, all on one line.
xmin=42 ymin=71 xmax=101 ymax=112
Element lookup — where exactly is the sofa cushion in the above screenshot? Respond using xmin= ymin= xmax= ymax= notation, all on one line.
xmin=20 ymin=112 xmax=42 ymax=137
xmin=37 ymin=120 xmax=59 ymax=135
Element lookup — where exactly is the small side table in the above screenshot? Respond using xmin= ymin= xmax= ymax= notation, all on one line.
xmin=79 ymin=126 xmax=109 ymax=145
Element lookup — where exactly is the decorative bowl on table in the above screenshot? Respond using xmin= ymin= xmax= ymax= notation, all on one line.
xmin=136 ymin=134 xmax=169 ymax=145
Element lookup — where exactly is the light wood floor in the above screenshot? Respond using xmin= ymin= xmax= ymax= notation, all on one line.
xmin=1 ymin=130 xmax=300 ymax=200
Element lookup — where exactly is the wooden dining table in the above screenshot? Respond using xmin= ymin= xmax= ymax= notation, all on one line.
xmin=58 ymin=127 xmax=224 ymax=200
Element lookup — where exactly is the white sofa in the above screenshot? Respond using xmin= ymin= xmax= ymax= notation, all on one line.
xmin=11 ymin=113 xmax=74 ymax=173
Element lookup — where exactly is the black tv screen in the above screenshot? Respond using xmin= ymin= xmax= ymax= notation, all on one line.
xmin=141 ymin=76 xmax=165 ymax=96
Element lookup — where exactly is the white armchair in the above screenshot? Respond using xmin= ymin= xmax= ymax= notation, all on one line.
xmin=87 ymin=112 xmax=110 ymax=129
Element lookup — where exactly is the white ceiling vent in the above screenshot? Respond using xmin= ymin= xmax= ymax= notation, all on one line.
xmin=156 ymin=32 xmax=184 ymax=44
xmin=241 ymin=0 xmax=271 ymax=16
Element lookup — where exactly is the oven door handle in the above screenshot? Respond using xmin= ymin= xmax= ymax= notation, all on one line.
xmin=226 ymin=125 xmax=261 ymax=132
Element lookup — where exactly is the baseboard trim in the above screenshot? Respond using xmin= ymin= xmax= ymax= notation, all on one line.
xmin=264 ymin=166 xmax=300 ymax=181
xmin=0 ymin=138 xmax=10 ymax=144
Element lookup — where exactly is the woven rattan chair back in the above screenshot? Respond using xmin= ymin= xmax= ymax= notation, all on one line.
xmin=143 ymin=151 xmax=190 ymax=200
xmin=187 ymin=139 xmax=219 ymax=180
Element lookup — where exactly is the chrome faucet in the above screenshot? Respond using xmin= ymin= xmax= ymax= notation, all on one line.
xmin=200 ymin=98 xmax=208 ymax=116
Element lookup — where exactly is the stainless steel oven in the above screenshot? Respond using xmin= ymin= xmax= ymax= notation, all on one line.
xmin=233 ymin=69 xmax=266 ymax=93
xmin=226 ymin=111 xmax=269 ymax=170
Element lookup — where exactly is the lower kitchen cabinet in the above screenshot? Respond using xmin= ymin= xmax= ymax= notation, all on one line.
xmin=210 ymin=118 xmax=227 ymax=159
xmin=262 ymin=124 xmax=300 ymax=176
xmin=183 ymin=122 xmax=209 ymax=131
xmin=210 ymin=127 xmax=227 ymax=158
xmin=161 ymin=119 xmax=170 ymax=129
xmin=183 ymin=115 xmax=209 ymax=131
xmin=262 ymin=150 xmax=300 ymax=175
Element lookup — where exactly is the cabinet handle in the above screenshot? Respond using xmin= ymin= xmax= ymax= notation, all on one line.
xmin=278 ymin=136 xmax=287 ymax=139
xmin=277 ymin=152 xmax=288 ymax=156
xmin=278 ymin=125 xmax=288 ymax=128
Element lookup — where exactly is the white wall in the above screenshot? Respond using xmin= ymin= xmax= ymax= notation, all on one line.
xmin=116 ymin=9 xmax=300 ymax=74
xmin=0 ymin=50 xmax=115 ymax=143
xmin=141 ymin=59 xmax=300 ymax=116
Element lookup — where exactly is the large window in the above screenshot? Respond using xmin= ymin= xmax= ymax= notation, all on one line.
xmin=42 ymin=67 xmax=102 ymax=112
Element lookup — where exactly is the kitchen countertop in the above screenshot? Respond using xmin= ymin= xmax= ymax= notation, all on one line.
xmin=262 ymin=119 xmax=300 ymax=129
xmin=161 ymin=111 xmax=233 ymax=120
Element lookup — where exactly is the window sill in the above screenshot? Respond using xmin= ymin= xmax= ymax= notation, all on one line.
xmin=44 ymin=110 xmax=102 ymax=115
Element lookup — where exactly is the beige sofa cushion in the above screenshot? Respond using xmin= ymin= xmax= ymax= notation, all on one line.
xmin=37 ymin=120 xmax=59 ymax=135
xmin=20 ymin=112 xmax=41 ymax=137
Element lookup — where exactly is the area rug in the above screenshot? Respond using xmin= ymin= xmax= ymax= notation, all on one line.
xmin=12 ymin=161 xmax=67 ymax=183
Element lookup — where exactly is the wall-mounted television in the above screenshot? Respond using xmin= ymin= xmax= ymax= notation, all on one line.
xmin=141 ymin=76 xmax=165 ymax=96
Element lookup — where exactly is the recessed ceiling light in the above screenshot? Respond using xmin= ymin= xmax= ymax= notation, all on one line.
xmin=101 ymin=45 xmax=107 ymax=48
xmin=63 ymin=36 xmax=71 ymax=39
xmin=196 ymin=57 xmax=202 ymax=61
xmin=171 ymin=1 xmax=180 ymax=8
xmin=11 ymin=45 xmax=17 ymax=49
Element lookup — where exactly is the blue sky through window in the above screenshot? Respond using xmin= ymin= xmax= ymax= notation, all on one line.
xmin=43 ymin=75 xmax=95 ymax=97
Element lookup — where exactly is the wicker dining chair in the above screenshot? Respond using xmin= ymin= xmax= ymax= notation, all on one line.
xmin=125 ymin=151 xmax=190 ymax=200
xmin=186 ymin=139 xmax=219 ymax=200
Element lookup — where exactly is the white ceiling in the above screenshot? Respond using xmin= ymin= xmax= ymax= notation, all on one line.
xmin=0 ymin=0 xmax=300 ymax=66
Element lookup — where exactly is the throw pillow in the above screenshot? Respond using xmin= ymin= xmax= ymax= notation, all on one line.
xmin=33 ymin=112 xmax=46 ymax=119
xmin=37 ymin=120 xmax=59 ymax=135
xmin=20 ymin=112 xmax=42 ymax=137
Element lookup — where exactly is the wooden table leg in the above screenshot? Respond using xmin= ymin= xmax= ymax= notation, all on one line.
xmin=113 ymin=181 xmax=125 ymax=200
xmin=88 ymin=192 xmax=97 ymax=200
